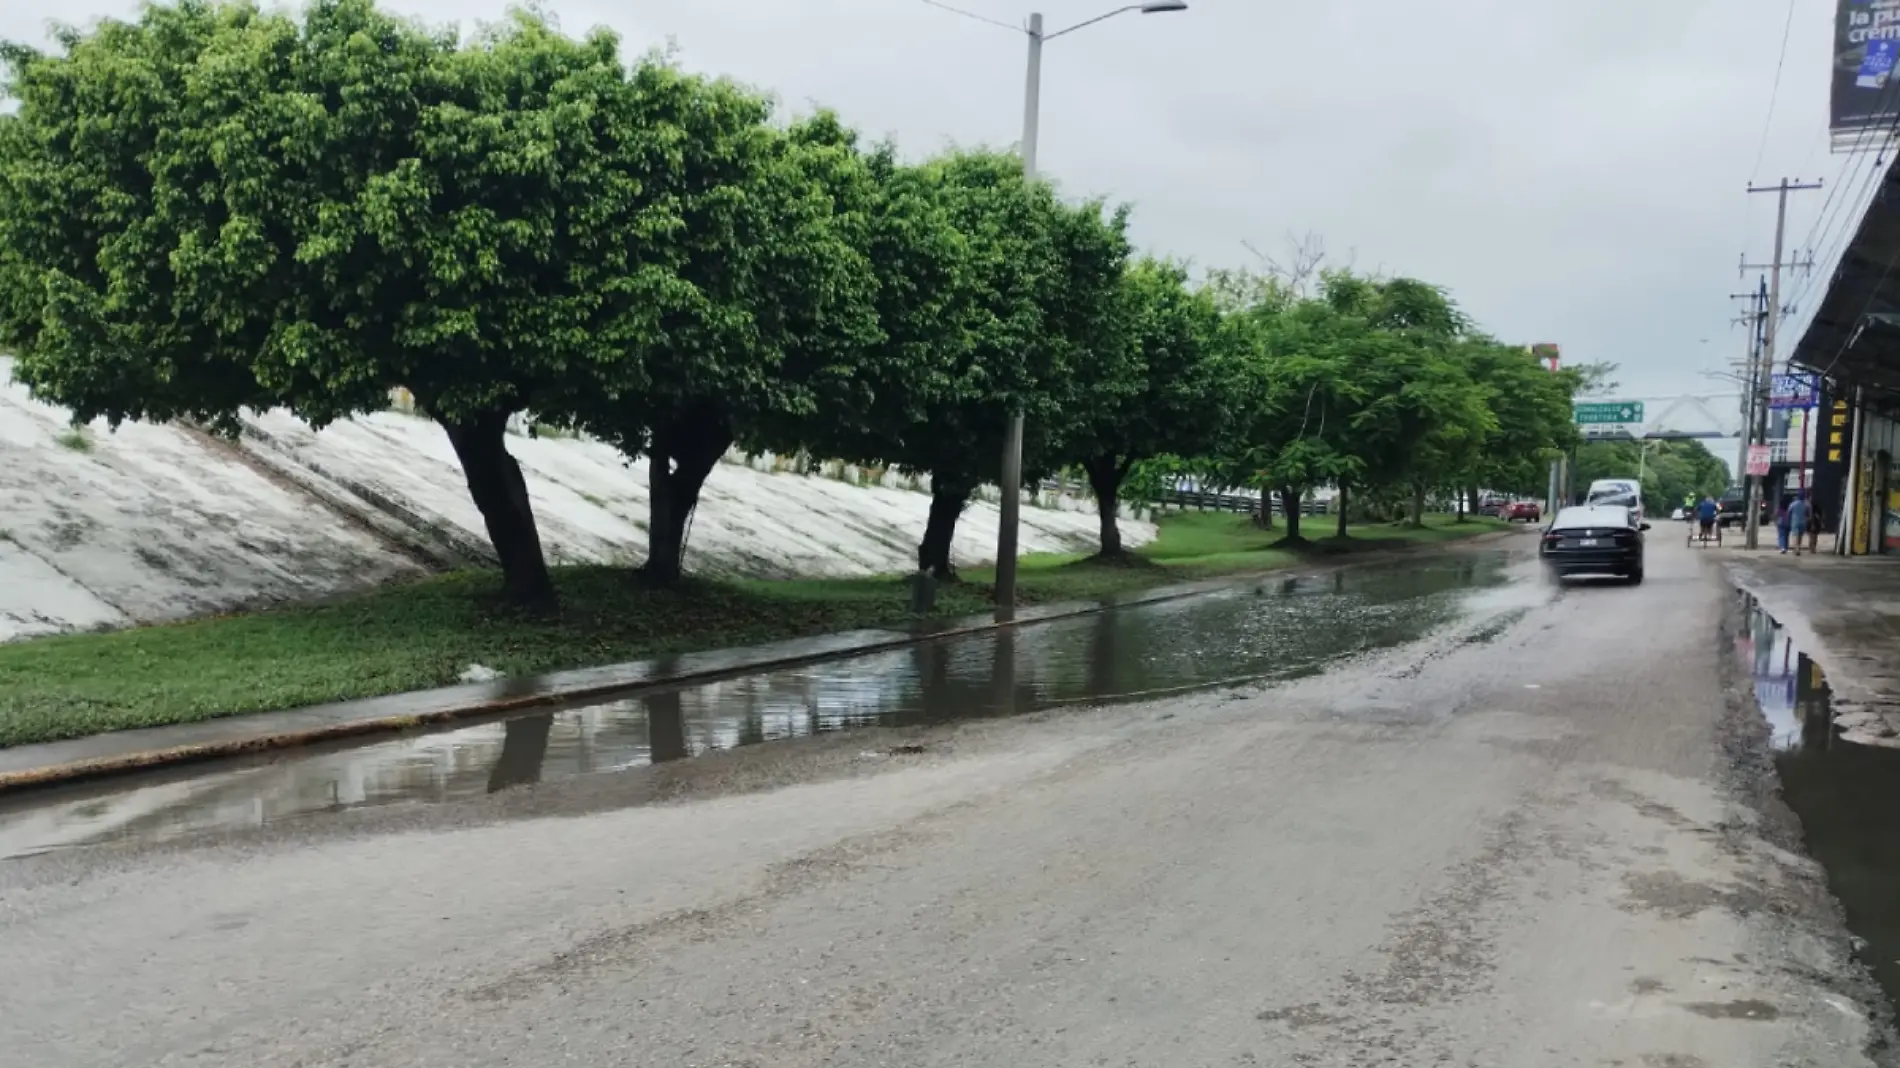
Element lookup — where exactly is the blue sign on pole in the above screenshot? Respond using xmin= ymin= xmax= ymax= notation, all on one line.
xmin=1768 ymin=372 xmax=1818 ymax=410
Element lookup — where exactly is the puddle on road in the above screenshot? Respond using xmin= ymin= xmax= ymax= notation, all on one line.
xmin=1740 ymin=595 xmax=1900 ymax=1021
xmin=0 ymin=553 xmax=1535 ymax=858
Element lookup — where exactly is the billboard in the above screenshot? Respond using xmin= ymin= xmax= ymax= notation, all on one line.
xmin=1832 ymin=0 xmax=1900 ymax=139
xmin=1529 ymin=343 xmax=1559 ymax=371
xmin=1768 ymin=371 xmax=1819 ymax=409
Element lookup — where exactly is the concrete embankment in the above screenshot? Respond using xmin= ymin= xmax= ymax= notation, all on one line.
xmin=0 ymin=358 xmax=1153 ymax=640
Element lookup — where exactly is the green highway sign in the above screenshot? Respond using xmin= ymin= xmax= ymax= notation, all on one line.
xmin=1574 ymin=401 xmax=1644 ymax=425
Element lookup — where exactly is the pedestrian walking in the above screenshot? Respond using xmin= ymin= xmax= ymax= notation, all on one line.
xmin=1776 ymin=498 xmax=1792 ymax=553
xmin=1788 ymin=492 xmax=1810 ymax=557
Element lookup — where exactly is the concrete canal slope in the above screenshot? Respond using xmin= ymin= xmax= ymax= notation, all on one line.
xmin=0 ymin=357 xmax=1151 ymax=640
xmin=0 ymin=539 xmax=1888 ymax=1067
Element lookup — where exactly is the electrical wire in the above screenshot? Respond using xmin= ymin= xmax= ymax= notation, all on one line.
xmin=912 ymin=0 xmax=1020 ymax=32
xmin=1767 ymin=70 xmax=1900 ymax=346
xmin=1748 ymin=0 xmax=1800 ymax=182
xmin=1780 ymin=52 xmax=1900 ymax=290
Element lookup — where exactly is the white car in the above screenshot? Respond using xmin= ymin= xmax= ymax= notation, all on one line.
xmin=1584 ymin=478 xmax=1644 ymax=523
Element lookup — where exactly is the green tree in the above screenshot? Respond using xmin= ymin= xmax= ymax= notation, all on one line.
xmin=1054 ymin=256 xmax=1233 ymax=556
xmin=0 ymin=1 xmax=282 ymax=433
xmin=567 ymin=110 xmax=882 ymax=587
xmin=0 ymin=1 xmax=806 ymax=607
xmin=788 ymin=150 xmax=1129 ymax=578
xmin=1461 ymin=342 xmax=1582 ymax=505
xmin=1310 ymin=273 xmax=1493 ymax=529
xmin=752 ymin=147 xmax=982 ymax=577
xmin=1210 ymin=294 xmax=1367 ymax=542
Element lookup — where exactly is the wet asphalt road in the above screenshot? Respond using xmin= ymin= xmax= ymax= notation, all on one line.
xmin=0 ymin=531 xmax=1890 ymax=1067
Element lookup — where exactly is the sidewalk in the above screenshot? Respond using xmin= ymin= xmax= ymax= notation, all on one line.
xmin=0 ymin=587 xmax=1185 ymax=792
xmin=1724 ymin=540 xmax=1900 ymax=748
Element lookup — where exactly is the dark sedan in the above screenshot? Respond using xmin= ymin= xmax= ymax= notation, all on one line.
xmin=1540 ymin=505 xmax=1648 ymax=584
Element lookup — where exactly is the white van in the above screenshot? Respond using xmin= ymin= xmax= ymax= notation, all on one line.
xmin=1584 ymin=478 xmax=1644 ymax=522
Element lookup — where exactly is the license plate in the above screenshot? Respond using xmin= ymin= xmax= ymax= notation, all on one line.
xmin=1577 ymin=538 xmax=1601 ymax=547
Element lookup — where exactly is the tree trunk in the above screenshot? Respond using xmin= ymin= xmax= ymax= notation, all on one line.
xmin=646 ymin=689 xmax=689 ymax=764
xmin=1256 ymin=492 xmax=1275 ymax=529
xmin=642 ymin=410 xmax=734 ymax=588
xmin=1280 ymin=485 xmax=1303 ymax=541
xmin=442 ymin=410 xmax=556 ymax=609
xmin=1082 ymin=454 xmax=1129 ymax=557
xmin=1336 ymin=484 xmax=1350 ymax=538
xmin=919 ymin=477 xmax=971 ymax=578
xmin=487 ymin=714 xmax=553 ymax=793
xmin=1464 ymin=484 xmax=1480 ymax=520
xmin=1410 ymin=482 xmax=1427 ymax=527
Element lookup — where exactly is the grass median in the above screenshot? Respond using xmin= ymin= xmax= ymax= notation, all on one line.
xmin=0 ymin=511 xmax=1507 ymax=749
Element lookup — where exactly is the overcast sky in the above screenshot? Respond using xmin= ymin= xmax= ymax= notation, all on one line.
xmin=0 ymin=0 xmax=1866 ymax=420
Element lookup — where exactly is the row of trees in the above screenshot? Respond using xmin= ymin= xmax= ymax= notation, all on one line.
xmin=0 ymin=0 xmax=1588 ymax=610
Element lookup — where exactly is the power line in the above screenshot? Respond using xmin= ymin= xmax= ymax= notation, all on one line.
xmin=912 ymin=0 xmax=1020 ymax=32
xmin=1748 ymin=0 xmax=1800 ymax=181
xmin=1781 ymin=56 xmax=1900 ymax=285
xmin=1814 ymin=161 xmax=1900 ymax=381
xmin=1771 ymin=75 xmax=1900 ymax=338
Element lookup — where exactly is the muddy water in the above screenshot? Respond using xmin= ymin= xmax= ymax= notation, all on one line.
xmin=0 ymin=553 xmax=1533 ymax=858
xmin=1741 ymin=597 xmax=1900 ymax=1020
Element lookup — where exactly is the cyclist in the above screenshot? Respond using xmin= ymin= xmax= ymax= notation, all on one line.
xmin=1694 ymin=494 xmax=1719 ymax=543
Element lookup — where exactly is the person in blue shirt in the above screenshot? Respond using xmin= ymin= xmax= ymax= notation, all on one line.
xmin=1694 ymin=494 xmax=1719 ymax=541
xmin=1787 ymin=491 xmax=1811 ymax=556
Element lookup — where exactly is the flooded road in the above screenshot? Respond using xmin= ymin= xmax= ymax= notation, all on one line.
xmin=1742 ymin=595 xmax=1900 ymax=1022
xmin=0 ymin=552 xmax=1534 ymax=858
xmin=2 ymin=534 xmax=1886 ymax=1068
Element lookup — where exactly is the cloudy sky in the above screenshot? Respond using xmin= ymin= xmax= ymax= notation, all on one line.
xmin=0 ymin=0 xmax=1867 ymax=419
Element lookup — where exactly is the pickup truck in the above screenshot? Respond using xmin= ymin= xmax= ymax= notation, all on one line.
xmin=1716 ymin=492 xmax=1772 ymax=529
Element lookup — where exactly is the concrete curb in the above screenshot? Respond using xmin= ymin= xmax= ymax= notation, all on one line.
xmin=0 ymin=528 xmax=1521 ymax=794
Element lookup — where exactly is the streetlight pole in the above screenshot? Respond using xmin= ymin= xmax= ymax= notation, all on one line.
xmin=993 ymin=1 xmax=1187 ymax=614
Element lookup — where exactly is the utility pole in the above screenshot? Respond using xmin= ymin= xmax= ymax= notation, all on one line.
xmin=992 ymin=11 xmax=1043 ymax=616
xmin=988 ymin=2 xmax=1190 ymax=616
xmin=1727 ymin=287 xmax=1764 ymax=486
xmin=1740 ymin=178 xmax=1822 ymax=549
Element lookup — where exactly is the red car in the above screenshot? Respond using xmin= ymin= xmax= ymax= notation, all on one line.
xmin=1504 ymin=500 xmax=1542 ymax=523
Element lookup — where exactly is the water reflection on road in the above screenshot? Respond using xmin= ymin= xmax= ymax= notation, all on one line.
xmin=0 ymin=553 xmax=1531 ymax=858
xmin=1742 ymin=596 xmax=1900 ymax=1022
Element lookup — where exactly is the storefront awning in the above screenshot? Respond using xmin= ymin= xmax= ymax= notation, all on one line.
xmin=1791 ymin=155 xmax=1900 ymax=410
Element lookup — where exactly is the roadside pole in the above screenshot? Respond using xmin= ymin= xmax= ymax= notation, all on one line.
xmin=1741 ymin=178 xmax=1822 ymax=550
xmin=1841 ymin=385 xmax=1867 ymax=555
xmin=1635 ymin=436 xmax=1651 ymax=508
xmin=1730 ymin=285 xmax=1763 ymax=488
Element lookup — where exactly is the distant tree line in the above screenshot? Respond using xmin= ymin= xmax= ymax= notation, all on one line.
xmin=0 ymin=0 xmax=1587 ymax=608
xmin=1571 ymin=439 xmax=1730 ymax=516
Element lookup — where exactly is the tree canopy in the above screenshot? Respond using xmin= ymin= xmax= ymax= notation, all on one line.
xmin=0 ymin=0 xmax=1590 ymax=604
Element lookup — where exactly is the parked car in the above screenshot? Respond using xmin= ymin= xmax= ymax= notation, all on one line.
xmin=1504 ymin=500 xmax=1542 ymax=523
xmin=1478 ymin=496 xmax=1505 ymax=517
xmin=1540 ymin=504 xmax=1649 ymax=584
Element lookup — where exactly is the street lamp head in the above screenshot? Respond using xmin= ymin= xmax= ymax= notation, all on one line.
xmin=1139 ymin=0 xmax=1188 ymax=11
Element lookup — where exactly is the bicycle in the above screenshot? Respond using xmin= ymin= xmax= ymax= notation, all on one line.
xmin=1687 ymin=518 xmax=1721 ymax=548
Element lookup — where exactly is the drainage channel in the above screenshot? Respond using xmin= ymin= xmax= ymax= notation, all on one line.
xmin=1740 ymin=594 xmax=1900 ymax=1022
